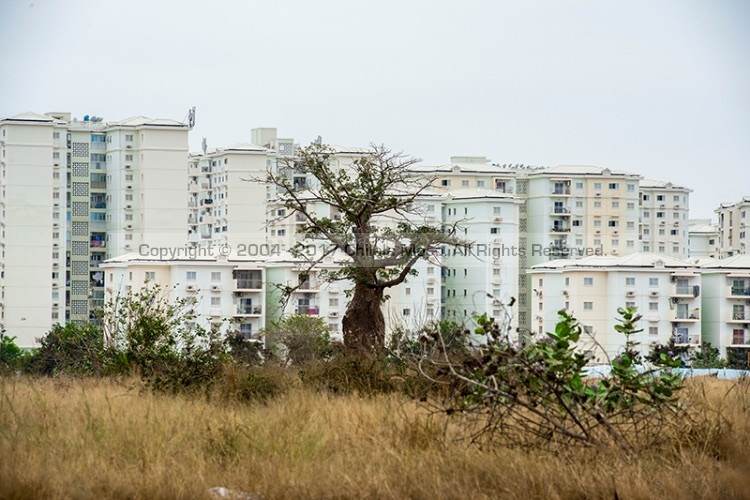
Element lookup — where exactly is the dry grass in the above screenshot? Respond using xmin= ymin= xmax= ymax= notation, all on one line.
xmin=1 ymin=375 xmax=749 ymax=500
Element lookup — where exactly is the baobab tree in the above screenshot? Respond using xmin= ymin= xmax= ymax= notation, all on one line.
xmin=264 ymin=143 xmax=467 ymax=353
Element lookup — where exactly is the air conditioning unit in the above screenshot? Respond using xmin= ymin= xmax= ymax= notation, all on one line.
xmin=626 ymin=291 xmax=636 ymax=297
xmin=126 ymin=185 xmax=133 ymax=190
xmin=329 ymin=311 xmax=339 ymax=318
xmin=53 ymin=242 xmax=59 ymax=248
xmin=613 ymin=230 xmax=618 ymax=235
xmin=493 ymin=237 xmax=502 ymax=244
xmin=427 ymin=277 xmax=436 ymax=284
xmin=563 ymin=290 xmax=569 ymax=296
xmin=124 ymin=243 xmax=132 ymax=249
xmin=329 ymin=287 xmax=339 ymax=294
xmin=535 ymin=316 xmax=543 ymax=322
xmin=126 ymin=145 xmax=132 ymax=149
xmin=186 ymin=285 xmax=197 ymax=292
xmin=595 ymin=193 xmax=601 ymax=197
xmin=211 ymin=285 xmax=221 ymax=292
xmin=125 ymin=204 xmax=132 ymax=210
xmin=125 ymin=165 xmax=131 ymax=169
xmin=125 ymin=224 xmax=133 ymax=230
xmin=649 ymin=291 xmax=659 ymax=297
xmin=53 ymin=222 xmax=59 ymax=228
xmin=210 ymin=310 xmax=221 ymax=317
xmin=494 ymin=217 xmax=503 ymax=222
xmin=52 ymin=283 xmax=59 ymax=288
xmin=492 ymin=278 xmax=502 ymax=285
xmin=52 ymin=302 xmax=59 ymax=308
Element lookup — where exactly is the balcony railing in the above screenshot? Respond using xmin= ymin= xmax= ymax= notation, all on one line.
xmin=90 ymin=240 xmax=105 ymax=248
xmin=295 ymin=306 xmax=319 ymax=315
xmin=675 ymin=286 xmax=691 ymax=295
xmin=553 ymin=207 xmax=571 ymax=214
xmin=550 ymin=227 xmax=571 ymax=233
xmin=90 ymin=202 xmax=106 ymax=209
xmin=731 ymin=287 xmax=750 ymax=296
xmin=298 ymin=280 xmax=319 ymax=290
xmin=552 ymin=188 xmax=571 ymax=195
xmin=236 ymin=305 xmax=262 ymax=315
xmin=675 ymin=312 xmax=700 ymax=320
xmin=732 ymin=312 xmax=746 ymax=321
xmin=236 ymin=279 xmax=262 ymax=290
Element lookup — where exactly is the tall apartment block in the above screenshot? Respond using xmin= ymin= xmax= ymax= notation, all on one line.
xmin=715 ymin=196 xmax=750 ymax=258
xmin=638 ymin=179 xmax=691 ymax=258
xmin=0 ymin=111 xmax=190 ymax=347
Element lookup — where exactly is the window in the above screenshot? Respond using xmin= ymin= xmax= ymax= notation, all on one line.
xmin=441 ymin=179 xmax=451 ymax=187
xmin=612 ymin=239 xmax=619 ymax=246
xmin=572 ymin=220 xmax=581 ymax=227
xmin=625 ymin=277 xmax=635 ymax=286
xmin=594 ymin=220 xmax=601 ymax=227
xmin=187 ymin=271 xmax=197 ymax=281
xmin=673 ymin=246 xmax=679 ymax=253
xmin=626 ymin=221 xmax=635 ymax=229
xmin=125 ymin=174 xmax=133 ymax=181
xmin=656 ymin=195 xmax=664 ymax=201
xmin=594 ymin=201 xmax=602 ymax=208
xmin=278 ymin=229 xmax=286 ymax=236
xmin=145 ymin=271 xmax=155 ymax=281
xmin=427 ymin=287 xmax=434 ymax=295
xmin=53 ymin=131 xmax=60 ymax=139
xmin=427 ymin=267 xmax=434 ymax=275
xmin=732 ymin=329 xmax=746 ymax=344
xmin=583 ymin=325 xmax=593 ymax=334
xmin=402 ymin=308 xmax=411 ymax=317
xmin=477 ymin=180 xmax=485 ymax=188
xmin=627 ymin=240 xmax=635 ymax=247
xmin=643 ymin=194 xmax=650 ymax=201
xmin=329 ymin=298 xmax=339 ymax=307
xmin=643 ymin=228 xmax=650 ymax=235
xmin=649 ymin=278 xmax=659 ymax=286
xmin=627 ymin=202 xmax=635 ymax=210
xmin=649 ymin=327 xmax=658 ymax=336
xmin=593 ymin=238 xmax=601 ymax=246
xmin=659 ymin=245 xmax=665 ymax=252
xmin=656 ymin=212 xmax=665 ymax=218
xmin=405 ymin=287 xmax=411 ymax=296
xmin=594 ymin=182 xmax=601 ymax=189
xmin=673 ymin=195 xmax=680 ymax=202
xmin=612 ymin=201 xmax=619 ymax=208
xmin=461 ymin=180 xmax=469 ymax=187
xmin=649 ymin=302 xmax=658 ymax=311
xmin=627 ymin=184 xmax=635 ymax=192
xmin=425 ymin=204 xmax=434 ymax=213
xmin=608 ymin=220 xmax=619 ymax=227
xmin=125 ymin=154 xmax=133 ymax=161
xmin=608 ymin=183 xmax=619 ymax=190
xmin=210 ymin=297 xmax=221 ymax=306
xmin=625 ymin=301 xmax=635 ymax=308
xmin=643 ymin=211 xmax=650 ymax=218
xmin=493 ymin=206 xmax=502 ymax=215
xmin=565 ymin=277 xmax=570 ymax=286
xmin=211 ymin=272 xmax=221 ymax=281
xmin=576 ymin=182 xmax=583 ymax=189
xmin=576 ymin=201 xmax=583 ymax=208
xmin=583 ymin=277 xmax=593 ymax=286
xmin=583 ymin=302 xmax=593 ymax=310
xmin=490 ymin=227 xmax=500 ymax=234
xmin=125 ymin=134 xmax=133 ymax=141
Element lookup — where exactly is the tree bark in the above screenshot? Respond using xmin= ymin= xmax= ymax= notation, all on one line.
xmin=342 ymin=283 xmax=385 ymax=353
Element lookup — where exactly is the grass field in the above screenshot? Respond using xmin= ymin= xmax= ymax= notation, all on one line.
xmin=1 ymin=375 xmax=750 ymax=499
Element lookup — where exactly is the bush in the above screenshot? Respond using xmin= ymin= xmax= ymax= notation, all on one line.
xmin=418 ymin=307 xmax=686 ymax=455
xmin=264 ymin=315 xmax=334 ymax=367
xmin=0 ymin=335 xmax=23 ymax=373
xmin=25 ymin=323 xmax=111 ymax=377
xmin=690 ymin=342 xmax=726 ymax=369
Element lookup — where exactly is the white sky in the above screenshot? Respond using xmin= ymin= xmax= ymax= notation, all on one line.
xmin=1 ymin=0 xmax=748 ymax=220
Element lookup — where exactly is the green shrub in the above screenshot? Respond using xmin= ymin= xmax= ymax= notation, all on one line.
xmin=25 ymin=323 xmax=110 ymax=376
xmin=0 ymin=335 xmax=24 ymax=373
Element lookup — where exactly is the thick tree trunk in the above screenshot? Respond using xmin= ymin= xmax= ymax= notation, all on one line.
xmin=342 ymin=283 xmax=385 ymax=353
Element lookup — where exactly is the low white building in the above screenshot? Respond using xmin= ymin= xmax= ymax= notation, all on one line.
xmin=528 ymin=253 xmax=701 ymax=362
xmin=101 ymin=252 xmax=267 ymax=340
xmin=700 ymin=255 xmax=750 ymax=363
xmin=688 ymin=219 xmax=719 ymax=258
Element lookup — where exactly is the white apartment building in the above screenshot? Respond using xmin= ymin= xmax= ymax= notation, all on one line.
xmin=688 ymin=219 xmax=719 ymax=258
xmin=639 ymin=179 xmax=691 ymax=258
xmin=0 ymin=111 xmax=191 ymax=347
xmin=101 ymin=252 xmax=267 ymax=340
xmin=700 ymin=255 xmax=750 ymax=364
xmin=439 ymin=189 xmax=521 ymax=332
xmin=715 ymin=196 xmax=750 ymax=258
xmin=187 ymin=142 xmax=270 ymax=249
xmin=0 ymin=113 xmax=67 ymax=347
xmin=528 ymin=253 xmax=702 ymax=361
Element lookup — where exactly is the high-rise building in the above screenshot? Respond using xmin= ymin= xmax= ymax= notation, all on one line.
xmin=0 ymin=111 xmax=191 ymax=347
xmin=715 ymin=196 xmax=750 ymax=258
xmin=638 ymin=179 xmax=691 ymax=258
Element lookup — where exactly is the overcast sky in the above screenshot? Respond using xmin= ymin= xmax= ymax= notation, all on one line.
xmin=1 ymin=0 xmax=748 ymax=220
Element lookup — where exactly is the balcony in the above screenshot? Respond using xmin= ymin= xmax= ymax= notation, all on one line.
xmin=671 ymin=285 xmax=699 ymax=297
xmin=730 ymin=286 xmax=750 ymax=297
xmin=90 ymin=181 xmax=106 ymax=190
xmin=672 ymin=311 xmax=700 ymax=322
xmin=90 ymin=201 xmax=106 ymax=209
xmin=675 ymin=334 xmax=699 ymax=345
xmin=235 ymin=279 xmax=263 ymax=291
xmin=551 ymin=186 xmax=571 ymax=195
xmin=550 ymin=226 xmax=571 ymax=233
xmin=235 ymin=305 xmax=263 ymax=316
xmin=295 ymin=306 xmax=319 ymax=315
xmin=297 ymin=279 xmax=319 ymax=290
xmin=729 ymin=311 xmax=747 ymax=323
xmin=551 ymin=207 xmax=571 ymax=215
